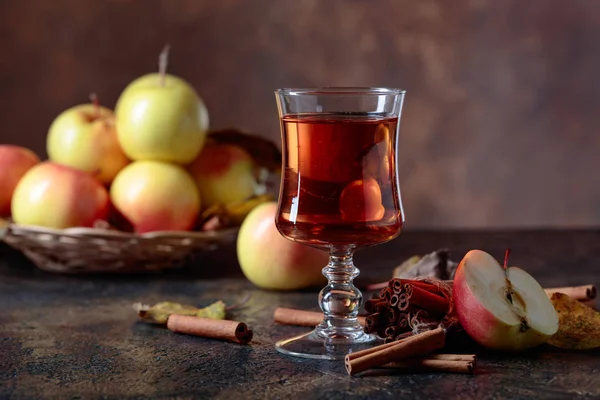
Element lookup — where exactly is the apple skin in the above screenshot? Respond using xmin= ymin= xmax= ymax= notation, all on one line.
xmin=115 ymin=73 xmax=209 ymax=164
xmin=11 ymin=162 xmax=109 ymax=229
xmin=110 ymin=161 xmax=201 ymax=233
xmin=47 ymin=104 xmax=130 ymax=184
xmin=0 ymin=145 xmax=40 ymax=216
xmin=237 ymin=202 xmax=329 ymax=290
xmin=187 ymin=143 xmax=257 ymax=208
xmin=453 ymin=250 xmax=556 ymax=351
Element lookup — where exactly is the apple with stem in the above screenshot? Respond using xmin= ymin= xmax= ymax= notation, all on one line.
xmin=47 ymin=94 xmax=130 ymax=184
xmin=0 ymin=145 xmax=40 ymax=216
xmin=110 ymin=160 xmax=201 ymax=233
xmin=11 ymin=162 xmax=109 ymax=229
xmin=115 ymin=45 xmax=209 ymax=164
xmin=453 ymin=249 xmax=559 ymax=351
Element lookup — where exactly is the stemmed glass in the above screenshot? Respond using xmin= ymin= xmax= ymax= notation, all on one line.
xmin=273 ymin=87 xmax=406 ymax=360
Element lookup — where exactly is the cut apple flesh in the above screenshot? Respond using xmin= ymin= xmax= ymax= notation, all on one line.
xmin=506 ymin=267 xmax=558 ymax=335
xmin=455 ymin=249 xmax=559 ymax=350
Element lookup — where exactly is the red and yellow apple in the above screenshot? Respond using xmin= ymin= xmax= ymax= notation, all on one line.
xmin=47 ymin=104 xmax=130 ymax=184
xmin=115 ymin=73 xmax=209 ymax=164
xmin=110 ymin=160 xmax=201 ymax=233
xmin=237 ymin=202 xmax=328 ymax=290
xmin=188 ymin=143 xmax=258 ymax=208
xmin=11 ymin=162 xmax=109 ymax=228
xmin=0 ymin=145 xmax=40 ymax=216
xmin=453 ymin=249 xmax=559 ymax=351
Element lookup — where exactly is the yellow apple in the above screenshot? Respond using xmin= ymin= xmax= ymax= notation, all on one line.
xmin=237 ymin=202 xmax=328 ymax=290
xmin=187 ymin=143 xmax=258 ymax=208
xmin=11 ymin=162 xmax=109 ymax=228
xmin=115 ymin=73 xmax=209 ymax=164
xmin=0 ymin=145 xmax=40 ymax=216
xmin=110 ymin=160 xmax=201 ymax=233
xmin=47 ymin=104 xmax=130 ymax=184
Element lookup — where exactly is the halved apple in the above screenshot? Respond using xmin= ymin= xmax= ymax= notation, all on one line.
xmin=453 ymin=249 xmax=558 ymax=351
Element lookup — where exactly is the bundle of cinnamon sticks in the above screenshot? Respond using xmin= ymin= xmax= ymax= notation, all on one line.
xmin=363 ymin=278 xmax=451 ymax=343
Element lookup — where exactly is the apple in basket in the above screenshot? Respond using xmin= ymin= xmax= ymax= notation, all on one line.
xmin=114 ymin=46 xmax=209 ymax=164
xmin=11 ymin=162 xmax=109 ymax=229
xmin=46 ymin=96 xmax=130 ymax=185
xmin=110 ymin=160 xmax=201 ymax=233
xmin=187 ymin=142 xmax=259 ymax=209
xmin=0 ymin=145 xmax=40 ymax=216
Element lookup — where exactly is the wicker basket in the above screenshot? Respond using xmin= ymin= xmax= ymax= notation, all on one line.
xmin=0 ymin=222 xmax=238 ymax=274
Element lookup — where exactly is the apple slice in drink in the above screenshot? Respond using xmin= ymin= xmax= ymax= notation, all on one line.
xmin=453 ymin=249 xmax=559 ymax=351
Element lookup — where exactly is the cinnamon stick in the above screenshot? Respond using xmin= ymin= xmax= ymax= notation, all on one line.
xmin=582 ymin=299 xmax=598 ymax=310
xmin=406 ymin=284 xmax=449 ymax=315
xmin=397 ymin=312 xmax=409 ymax=329
xmin=389 ymin=294 xmax=399 ymax=307
xmin=397 ymin=293 xmax=410 ymax=311
xmin=544 ymin=284 xmax=596 ymax=301
xmin=379 ymin=287 xmax=393 ymax=302
xmin=406 ymin=280 xmax=444 ymax=295
xmin=391 ymin=278 xmax=404 ymax=294
xmin=364 ymin=299 xmax=387 ymax=313
xmin=273 ymin=307 xmax=366 ymax=327
xmin=365 ymin=312 xmax=382 ymax=333
xmin=386 ymin=307 xmax=398 ymax=325
xmin=384 ymin=325 xmax=402 ymax=338
xmin=345 ymin=327 xmax=446 ymax=375
xmin=347 ymin=337 xmax=408 ymax=361
xmin=166 ymin=315 xmax=253 ymax=344
xmin=379 ymin=359 xmax=475 ymax=374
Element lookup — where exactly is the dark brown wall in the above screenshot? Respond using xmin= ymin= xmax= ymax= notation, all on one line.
xmin=2 ymin=0 xmax=599 ymax=228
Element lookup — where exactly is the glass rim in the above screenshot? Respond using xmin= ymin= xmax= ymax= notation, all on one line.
xmin=274 ymin=87 xmax=406 ymax=96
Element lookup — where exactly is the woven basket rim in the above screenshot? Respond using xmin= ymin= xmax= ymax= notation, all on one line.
xmin=4 ymin=223 xmax=239 ymax=240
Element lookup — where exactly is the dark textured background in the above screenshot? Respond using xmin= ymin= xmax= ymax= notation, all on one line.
xmin=2 ymin=0 xmax=599 ymax=228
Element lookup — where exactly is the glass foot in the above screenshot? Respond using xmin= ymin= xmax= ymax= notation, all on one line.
xmin=275 ymin=329 xmax=382 ymax=360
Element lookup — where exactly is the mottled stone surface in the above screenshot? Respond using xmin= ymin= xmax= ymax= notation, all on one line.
xmin=1 ymin=0 xmax=600 ymax=228
xmin=1 ymin=230 xmax=599 ymax=399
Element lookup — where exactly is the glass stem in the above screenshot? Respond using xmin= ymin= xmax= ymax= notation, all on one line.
xmin=316 ymin=247 xmax=364 ymax=339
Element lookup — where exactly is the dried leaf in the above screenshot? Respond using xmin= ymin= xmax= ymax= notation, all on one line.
xmin=548 ymin=293 xmax=600 ymax=350
xmin=392 ymin=255 xmax=421 ymax=277
xmin=393 ymin=249 xmax=458 ymax=280
xmin=134 ymin=300 xmax=226 ymax=325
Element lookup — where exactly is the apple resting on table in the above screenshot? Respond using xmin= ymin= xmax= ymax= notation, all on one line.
xmin=237 ymin=202 xmax=328 ymax=290
xmin=0 ymin=145 xmax=40 ymax=216
xmin=187 ymin=143 xmax=258 ymax=208
xmin=115 ymin=49 xmax=209 ymax=164
xmin=110 ymin=161 xmax=201 ymax=233
xmin=47 ymin=102 xmax=130 ymax=184
xmin=11 ymin=162 xmax=109 ymax=229
xmin=453 ymin=249 xmax=559 ymax=351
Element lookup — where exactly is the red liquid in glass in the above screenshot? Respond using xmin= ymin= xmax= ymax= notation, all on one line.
xmin=276 ymin=114 xmax=404 ymax=249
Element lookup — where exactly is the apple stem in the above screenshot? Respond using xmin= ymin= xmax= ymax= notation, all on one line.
xmin=89 ymin=92 xmax=100 ymax=118
xmin=503 ymin=248 xmax=514 ymax=304
xmin=503 ymin=248 xmax=511 ymax=271
xmin=158 ymin=44 xmax=170 ymax=87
